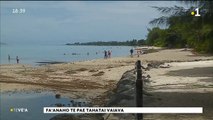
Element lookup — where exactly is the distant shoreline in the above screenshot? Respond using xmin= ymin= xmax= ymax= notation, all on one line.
xmin=65 ymin=39 xmax=146 ymax=46
xmin=65 ymin=43 xmax=134 ymax=46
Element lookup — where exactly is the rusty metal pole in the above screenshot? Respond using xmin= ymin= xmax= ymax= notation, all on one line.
xmin=136 ymin=60 xmax=143 ymax=120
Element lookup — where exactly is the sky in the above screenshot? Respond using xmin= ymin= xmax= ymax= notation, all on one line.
xmin=0 ymin=1 xmax=185 ymax=45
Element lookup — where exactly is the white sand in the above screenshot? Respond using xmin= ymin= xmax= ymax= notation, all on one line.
xmin=0 ymin=48 xmax=213 ymax=106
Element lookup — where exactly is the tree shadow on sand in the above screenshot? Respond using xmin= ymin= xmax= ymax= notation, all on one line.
xmin=145 ymin=67 xmax=213 ymax=119
xmin=144 ymin=92 xmax=213 ymax=120
xmin=165 ymin=67 xmax=213 ymax=77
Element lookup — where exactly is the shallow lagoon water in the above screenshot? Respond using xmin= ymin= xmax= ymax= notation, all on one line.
xmin=1 ymin=44 xmax=132 ymax=65
xmin=0 ymin=91 xmax=87 ymax=120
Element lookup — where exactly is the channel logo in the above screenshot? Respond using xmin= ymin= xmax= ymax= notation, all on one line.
xmin=191 ymin=8 xmax=201 ymax=17
xmin=10 ymin=108 xmax=28 ymax=113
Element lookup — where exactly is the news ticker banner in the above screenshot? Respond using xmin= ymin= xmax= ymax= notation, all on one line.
xmin=44 ymin=107 xmax=203 ymax=114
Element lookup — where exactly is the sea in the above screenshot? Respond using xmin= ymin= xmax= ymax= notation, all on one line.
xmin=0 ymin=44 xmax=133 ymax=66
xmin=0 ymin=44 xmax=133 ymax=120
xmin=0 ymin=91 xmax=88 ymax=120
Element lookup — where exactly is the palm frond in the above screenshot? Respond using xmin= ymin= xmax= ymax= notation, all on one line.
xmin=151 ymin=6 xmax=188 ymax=16
xmin=149 ymin=16 xmax=169 ymax=26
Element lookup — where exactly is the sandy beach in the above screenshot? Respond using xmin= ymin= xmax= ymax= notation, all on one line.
xmin=1 ymin=48 xmax=213 ymax=119
xmin=143 ymin=60 xmax=213 ymax=120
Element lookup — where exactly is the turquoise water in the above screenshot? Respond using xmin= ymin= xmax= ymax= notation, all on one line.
xmin=0 ymin=44 xmax=132 ymax=65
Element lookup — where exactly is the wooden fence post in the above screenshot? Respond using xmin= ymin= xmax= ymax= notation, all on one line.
xmin=136 ymin=60 xmax=143 ymax=120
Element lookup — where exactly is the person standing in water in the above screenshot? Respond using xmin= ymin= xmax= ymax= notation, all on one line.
xmin=104 ymin=50 xmax=108 ymax=59
xmin=16 ymin=56 xmax=19 ymax=64
xmin=8 ymin=55 xmax=11 ymax=62
xmin=130 ymin=49 xmax=134 ymax=57
xmin=108 ymin=50 xmax=111 ymax=58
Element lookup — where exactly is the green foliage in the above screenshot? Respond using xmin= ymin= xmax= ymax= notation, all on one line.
xmin=66 ymin=39 xmax=147 ymax=46
xmin=137 ymin=39 xmax=146 ymax=46
xmin=147 ymin=0 xmax=213 ymax=53
xmin=146 ymin=27 xmax=166 ymax=46
xmin=146 ymin=27 xmax=185 ymax=48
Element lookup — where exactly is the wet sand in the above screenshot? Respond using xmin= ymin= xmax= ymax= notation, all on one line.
xmin=1 ymin=48 xmax=213 ymax=119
